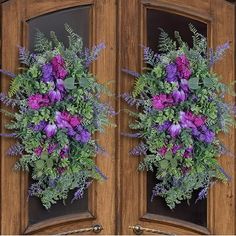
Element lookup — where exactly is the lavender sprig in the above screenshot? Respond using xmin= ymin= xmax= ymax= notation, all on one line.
xmin=7 ymin=142 xmax=24 ymax=156
xmin=84 ymin=43 xmax=105 ymax=67
xmin=0 ymin=69 xmax=16 ymax=78
xmin=122 ymin=68 xmax=140 ymax=78
xmin=0 ymin=92 xmax=21 ymax=108
xmin=129 ymin=142 xmax=147 ymax=156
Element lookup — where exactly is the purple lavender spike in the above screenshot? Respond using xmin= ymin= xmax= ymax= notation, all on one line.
xmin=122 ymin=68 xmax=140 ymax=78
xmin=0 ymin=69 xmax=16 ymax=78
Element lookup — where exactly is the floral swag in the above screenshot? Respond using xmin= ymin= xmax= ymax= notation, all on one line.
xmin=123 ymin=24 xmax=234 ymax=209
xmin=0 ymin=25 xmax=114 ymax=209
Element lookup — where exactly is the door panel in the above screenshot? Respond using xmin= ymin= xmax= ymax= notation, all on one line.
xmin=0 ymin=0 xmax=116 ymax=234
xmin=119 ymin=0 xmax=235 ymax=235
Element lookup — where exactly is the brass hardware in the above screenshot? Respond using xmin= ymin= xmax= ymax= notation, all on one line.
xmin=129 ymin=224 xmax=174 ymax=235
xmin=60 ymin=224 xmax=103 ymax=235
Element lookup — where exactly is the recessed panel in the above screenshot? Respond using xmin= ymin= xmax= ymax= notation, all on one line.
xmin=146 ymin=9 xmax=207 ymax=227
xmin=27 ymin=6 xmax=90 ymax=224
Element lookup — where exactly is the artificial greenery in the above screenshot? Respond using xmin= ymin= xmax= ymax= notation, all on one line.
xmin=0 ymin=24 xmax=114 ymax=209
xmin=123 ymin=24 xmax=233 ymax=209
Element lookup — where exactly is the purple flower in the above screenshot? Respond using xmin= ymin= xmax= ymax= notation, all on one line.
xmin=183 ymin=146 xmax=193 ymax=158
xmin=165 ymin=63 xmax=177 ymax=82
xmin=41 ymin=63 xmax=53 ymax=82
xmin=51 ymin=55 xmax=68 ymax=79
xmin=56 ymin=79 xmax=65 ymax=92
xmin=158 ymin=121 xmax=171 ymax=132
xmin=32 ymin=120 xmax=47 ymax=131
xmin=48 ymin=90 xmax=62 ymax=103
xmin=179 ymin=111 xmax=196 ymax=129
xmin=204 ymin=130 xmax=215 ymax=143
xmin=48 ymin=144 xmax=57 ymax=154
xmin=67 ymin=128 xmax=76 ymax=137
xmin=27 ymin=94 xmax=43 ymax=110
xmin=172 ymin=144 xmax=181 ymax=154
xmin=55 ymin=111 xmax=72 ymax=129
xmin=34 ymin=146 xmax=43 ymax=156
xmin=172 ymin=90 xmax=186 ymax=103
xmin=44 ymin=123 xmax=57 ymax=138
xmin=180 ymin=79 xmax=189 ymax=92
xmin=70 ymin=116 xmax=82 ymax=127
xmin=60 ymin=145 xmax=69 ymax=159
xmin=75 ymin=130 xmax=91 ymax=143
xmin=168 ymin=123 xmax=181 ymax=137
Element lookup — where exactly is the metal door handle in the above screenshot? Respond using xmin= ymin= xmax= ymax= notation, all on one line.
xmin=60 ymin=224 xmax=103 ymax=235
xmin=129 ymin=224 xmax=174 ymax=235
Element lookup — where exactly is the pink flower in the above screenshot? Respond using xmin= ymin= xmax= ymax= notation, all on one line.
xmin=34 ymin=147 xmax=43 ymax=156
xmin=70 ymin=116 xmax=81 ymax=127
xmin=175 ymin=54 xmax=192 ymax=80
xmin=27 ymin=94 xmax=50 ymax=110
xmin=194 ymin=117 xmax=205 ymax=127
xmin=51 ymin=55 xmax=68 ymax=79
xmin=159 ymin=146 xmax=168 ymax=156
xmin=152 ymin=94 xmax=174 ymax=110
xmin=28 ymin=94 xmax=43 ymax=110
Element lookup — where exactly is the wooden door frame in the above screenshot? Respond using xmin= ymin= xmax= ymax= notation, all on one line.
xmin=117 ymin=0 xmax=236 ymax=234
xmin=0 ymin=0 xmax=116 ymax=234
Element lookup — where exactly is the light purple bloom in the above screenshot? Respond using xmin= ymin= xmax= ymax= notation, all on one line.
xmin=56 ymin=79 xmax=65 ymax=92
xmin=44 ymin=123 xmax=57 ymax=138
xmin=55 ymin=111 xmax=72 ymax=129
xmin=158 ymin=121 xmax=171 ymax=132
xmin=48 ymin=144 xmax=57 ymax=154
xmin=75 ymin=130 xmax=91 ymax=143
xmin=48 ymin=90 xmax=62 ymax=103
xmin=33 ymin=120 xmax=47 ymax=131
xmin=168 ymin=123 xmax=181 ymax=137
xmin=172 ymin=90 xmax=186 ymax=103
xmin=42 ymin=63 xmax=53 ymax=82
xmin=180 ymin=79 xmax=189 ymax=92
xmin=165 ymin=63 xmax=177 ymax=82
xmin=172 ymin=144 xmax=181 ymax=154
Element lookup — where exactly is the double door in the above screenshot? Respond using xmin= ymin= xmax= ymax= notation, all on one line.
xmin=0 ymin=0 xmax=235 ymax=234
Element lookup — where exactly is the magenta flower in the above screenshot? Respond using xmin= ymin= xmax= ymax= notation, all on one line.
xmin=70 ymin=116 xmax=82 ymax=127
xmin=34 ymin=146 xmax=43 ymax=156
xmin=28 ymin=94 xmax=44 ymax=110
xmin=175 ymin=54 xmax=192 ymax=80
xmin=51 ymin=55 xmax=68 ymax=79
xmin=44 ymin=123 xmax=57 ymax=138
xmin=152 ymin=94 xmax=173 ymax=110
xmin=159 ymin=146 xmax=168 ymax=156
xmin=168 ymin=123 xmax=181 ymax=137
xmin=194 ymin=117 xmax=205 ymax=127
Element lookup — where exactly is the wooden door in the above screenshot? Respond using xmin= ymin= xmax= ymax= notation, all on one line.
xmin=119 ymin=0 xmax=235 ymax=235
xmin=0 ymin=0 xmax=116 ymax=234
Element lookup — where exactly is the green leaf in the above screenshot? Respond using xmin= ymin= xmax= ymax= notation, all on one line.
xmin=41 ymin=151 xmax=48 ymax=160
xmin=188 ymin=77 xmax=199 ymax=90
xmin=203 ymin=78 xmax=214 ymax=88
xmin=79 ymin=77 xmax=90 ymax=88
xmin=46 ymin=159 xmax=54 ymax=168
xmin=35 ymin=160 xmax=45 ymax=170
xmin=170 ymin=158 xmax=178 ymax=168
xmin=160 ymin=159 xmax=169 ymax=169
xmin=64 ymin=77 xmax=75 ymax=90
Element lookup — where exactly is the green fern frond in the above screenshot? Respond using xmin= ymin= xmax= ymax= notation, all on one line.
xmin=174 ymin=31 xmax=187 ymax=48
xmin=189 ymin=23 xmax=206 ymax=53
xmin=65 ymin=23 xmax=83 ymax=52
xmin=34 ymin=29 xmax=52 ymax=53
xmin=50 ymin=31 xmax=64 ymax=49
xmin=8 ymin=76 xmax=21 ymax=97
xmin=158 ymin=28 xmax=176 ymax=53
xmin=133 ymin=77 xmax=146 ymax=97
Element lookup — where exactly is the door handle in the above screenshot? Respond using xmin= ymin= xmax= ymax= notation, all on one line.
xmin=60 ymin=224 xmax=103 ymax=235
xmin=129 ymin=224 xmax=175 ymax=235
